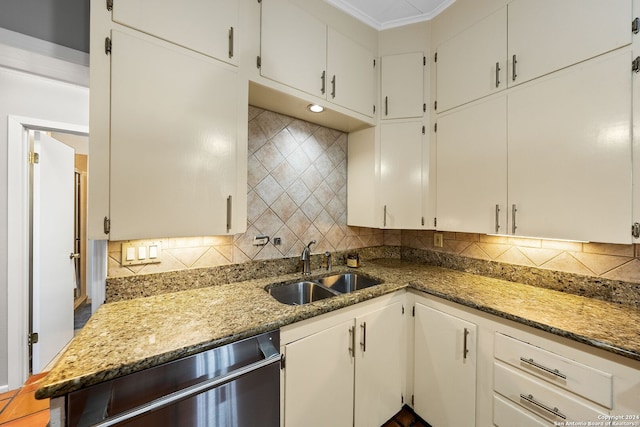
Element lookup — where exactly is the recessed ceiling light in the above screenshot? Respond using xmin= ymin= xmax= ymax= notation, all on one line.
xmin=307 ymin=104 xmax=324 ymax=113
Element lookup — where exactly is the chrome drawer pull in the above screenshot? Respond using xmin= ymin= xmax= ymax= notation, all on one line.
xmin=519 ymin=357 xmax=567 ymax=380
xmin=520 ymin=393 xmax=566 ymax=420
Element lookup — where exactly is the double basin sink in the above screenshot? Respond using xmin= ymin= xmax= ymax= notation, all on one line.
xmin=267 ymin=273 xmax=382 ymax=305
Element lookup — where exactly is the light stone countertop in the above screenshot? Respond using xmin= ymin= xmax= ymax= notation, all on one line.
xmin=36 ymin=259 xmax=640 ymax=399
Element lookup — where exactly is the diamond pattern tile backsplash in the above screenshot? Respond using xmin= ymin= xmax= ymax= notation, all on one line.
xmin=107 ymin=107 xmax=384 ymax=277
xmin=107 ymin=107 xmax=640 ymax=285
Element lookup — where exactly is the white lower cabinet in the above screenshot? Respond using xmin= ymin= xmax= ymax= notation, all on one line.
xmin=281 ymin=295 xmax=406 ymax=427
xmin=413 ymin=302 xmax=477 ymax=427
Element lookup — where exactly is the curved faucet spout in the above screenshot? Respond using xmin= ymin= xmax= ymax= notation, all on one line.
xmin=301 ymin=240 xmax=316 ymax=275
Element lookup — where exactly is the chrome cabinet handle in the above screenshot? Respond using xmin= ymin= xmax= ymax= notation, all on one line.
xmin=331 ymin=75 xmax=336 ymax=98
xmin=495 ymin=61 xmax=501 ymax=87
xmin=520 ymin=394 xmax=566 ymax=420
xmin=519 ymin=357 xmax=567 ymax=380
xmin=511 ymin=204 xmax=517 ymax=234
xmin=495 ymin=204 xmax=501 ymax=233
xmin=321 ymin=70 xmax=326 ymax=94
xmin=383 ymin=205 xmax=387 ymax=227
xmin=384 ymin=96 xmax=388 ymax=116
xmin=463 ymin=328 xmax=470 ymax=360
xmin=360 ymin=322 xmax=367 ymax=352
xmin=512 ymin=54 xmax=517 ymax=81
xmin=348 ymin=326 xmax=355 ymax=357
xmin=228 ymin=27 xmax=234 ymax=59
xmin=226 ymin=195 xmax=232 ymax=232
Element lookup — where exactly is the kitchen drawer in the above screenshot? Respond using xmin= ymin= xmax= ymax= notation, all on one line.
xmin=494 ymin=362 xmax=608 ymax=424
xmin=493 ymin=394 xmax=549 ymax=427
xmin=495 ymin=333 xmax=612 ymax=408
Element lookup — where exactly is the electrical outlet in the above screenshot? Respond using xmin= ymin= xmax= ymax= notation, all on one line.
xmin=434 ymin=233 xmax=444 ymax=248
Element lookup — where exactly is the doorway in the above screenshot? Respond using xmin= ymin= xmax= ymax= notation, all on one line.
xmin=28 ymin=130 xmax=89 ymax=374
xmin=7 ymin=116 xmax=90 ymax=389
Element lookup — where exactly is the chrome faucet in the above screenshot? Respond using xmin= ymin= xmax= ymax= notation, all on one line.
xmin=301 ymin=240 xmax=316 ymax=275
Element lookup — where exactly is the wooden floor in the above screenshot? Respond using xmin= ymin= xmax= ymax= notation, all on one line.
xmin=0 ymin=374 xmax=427 ymax=427
xmin=0 ymin=373 xmax=49 ymax=426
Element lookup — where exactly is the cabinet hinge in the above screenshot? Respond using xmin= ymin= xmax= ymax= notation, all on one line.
xmin=373 ymin=104 xmax=376 ymax=115
xmin=105 ymin=37 xmax=112 ymax=55
xmin=434 ymin=122 xmax=437 ymax=133
xmin=280 ymin=353 xmax=285 ymax=369
xmin=402 ymin=305 xmax=405 ymax=315
xmin=373 ymin=58 xmax=376 ymax=68
xmin=412 ymin=306 xmax=415 ymax=317
xmin=411 ymin=395 xmax=415 ymax=406
xmin=434 ymin=52 xmax=438 ymax=62
xmin=423 ymin=103 xmax=426 ymax=113
xmin=103 ymin=216 xmax=111 ymax=235
xmin=632 ymin=222 xmax=640 ymax=239
xmin=256 ymin=55 xmax=262 ymax=69
xmin=401 ymin=394 xmax=404 ymax=404
xmin=106 ymin=0 xmax=113 ymax=11
xmin=434 ymin=217 xmax=437 ymax=227
xmin=422 ymin=125 xmax=425 ymax=135
xmin=633 ymin=56 xmax=640 ymax=73
xmin=28 ymin=332 xmax=39 ymax=346
xmin=28 ymin=151 xmax=40 ymax=165
xmin=434 ymin=100 xmax=437 ymax=110
xmin=633 ymin=17 xmax=639 ymax=34
xmin=423 ymin=56 xmax=426 ymax=66
xmin=421 ymin=217 xmax=425 ymax=226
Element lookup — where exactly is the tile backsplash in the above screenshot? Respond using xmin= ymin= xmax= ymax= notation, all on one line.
xmin=108 ymin=107 xmax=640 ymax=288
xmin=108 ymin=106 xmax=384 ymax=277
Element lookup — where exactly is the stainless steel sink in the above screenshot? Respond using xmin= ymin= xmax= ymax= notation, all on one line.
xmin=267 ymin=281 xmax=340 ymax=305
xmin=266 ymin=273 xmax=382 ymax=305
xmin=316 ymin=273 xmax=381 ymax=293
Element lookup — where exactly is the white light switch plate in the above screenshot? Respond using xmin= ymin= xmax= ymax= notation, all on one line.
xmin=121 ymin=240 xmax=162 ymax=266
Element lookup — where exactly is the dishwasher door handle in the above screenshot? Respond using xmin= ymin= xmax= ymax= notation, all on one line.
xmin=93 ymin=341 xmax=281 ymax=427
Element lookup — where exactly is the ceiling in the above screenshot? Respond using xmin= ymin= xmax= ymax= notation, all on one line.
xmin=325 ymin=0 xmax=456 ymax=30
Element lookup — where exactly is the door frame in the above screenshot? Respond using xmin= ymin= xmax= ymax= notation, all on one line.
xmin=7 ymin=115 xmax=89 ymax=390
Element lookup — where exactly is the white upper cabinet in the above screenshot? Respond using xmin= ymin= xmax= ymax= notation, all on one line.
xmin=436 ymin=95 xmax=508 ymax=234
xmin=436 ymin=7 xmax=507 ymax=113
xmin=508 ymin=51 xmax=632 ymax=243
xmin=109 ymin=30 xmax=243 ymax=240
xmin=381 ymin=52 xmax=425 ymax=119
xmin=260 ymin=0 xmax=327 ymax=98
xmin=110 ymin=0 xmax=239 ymax=65
xmin=327 ymin=28 xmax=376 ymax=118
xmin=260 ymin=0 xmax=375 ymax=117
xmin=508 ymin=0 xmax=631 ymax=87
xmin=380 ymin=121 xmax=425 ymax=229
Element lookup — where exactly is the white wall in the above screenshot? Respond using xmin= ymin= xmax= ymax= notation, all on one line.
xmin=0 ymin=65 xmax=88 ymax=389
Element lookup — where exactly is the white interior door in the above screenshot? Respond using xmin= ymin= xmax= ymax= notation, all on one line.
xmin=32 ymin=131 xmax=75 ymax=374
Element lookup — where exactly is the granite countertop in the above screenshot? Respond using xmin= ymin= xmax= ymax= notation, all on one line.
xmin=36 ymin=259 xmax=640 ymax=399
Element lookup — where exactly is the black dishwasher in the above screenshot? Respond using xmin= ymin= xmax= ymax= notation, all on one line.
xmin=66 ymin=330 xmax=280 ymax=427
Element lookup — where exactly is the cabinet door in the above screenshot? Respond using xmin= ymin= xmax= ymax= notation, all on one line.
xmin=436 ymin=95 xmax=507 ymax=234
xmin=260 ymin=0 xmax=327 ymax=98
xmin=284 ymin=319 xmax=354 ymax=427
xmin=436 ymin=7 xmax=507 ymax=112
xmin=354 ymin=302 xmax=404 ymax=427
xmin=414 ymin=303 xmax=477 ymax=427
xmin=327 ymin=28 xmax=375 ymax=117
xmin=347 ymin=127 xmax=377 ymax=228
xmin=110 ymin=30 xmax=239 ymax=240
xmin=508 ymin=0 xmax=630 ymax=87
xmin=380 ymin=121 xmax=424 ymax=229
xmin=381 ymin=53 xmax=424 ymax=119
xmin=111 ymin=0 xmax=238 ymax=65
xmin=508 ymin=51 xmax=632 ymax=243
